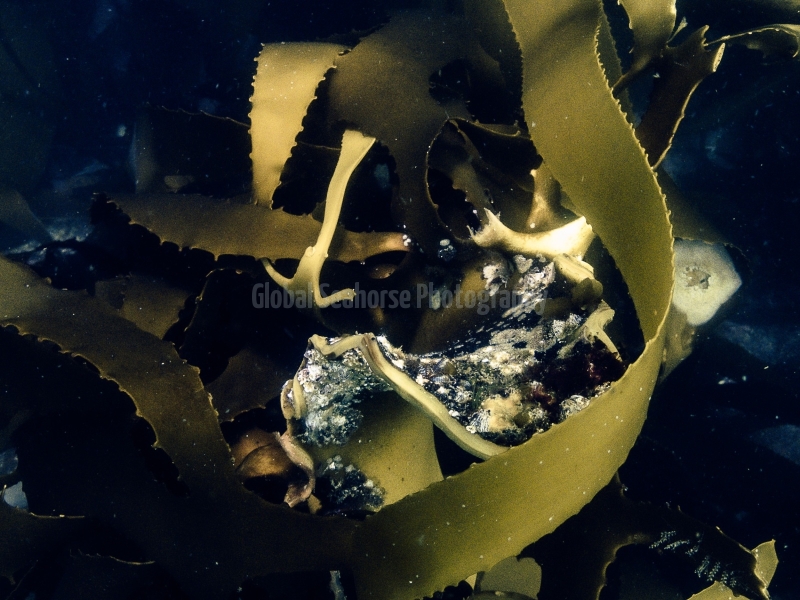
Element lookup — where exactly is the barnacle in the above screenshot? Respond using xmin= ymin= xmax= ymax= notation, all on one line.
xmin=0 ymin=0 xmax=795 ymax=599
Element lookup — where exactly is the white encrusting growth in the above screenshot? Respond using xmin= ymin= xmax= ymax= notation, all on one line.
xmin=672 ymin=239 xmax=742 ymax=326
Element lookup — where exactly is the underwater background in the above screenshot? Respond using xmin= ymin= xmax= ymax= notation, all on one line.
xmin=0 ymin=0 xmax=798 ymax=598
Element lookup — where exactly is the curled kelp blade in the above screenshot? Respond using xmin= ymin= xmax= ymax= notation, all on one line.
xmin=528 ymin=476 xmax=770 ymax=600
xmin=711 ymin=24 xmax=800 ymax=59
xmin=106 ymin=194 xmax=407 ymax=263
xmin=250 ymin=42 xmax=347 ymax=206
xmin=635 ymin=27 xmax=725 ymax=168
xmin=689 ymin=542 xmax=778 ymax=600
xmin=0 ymin=256 xmax=357 ymax=597
xmin=94 ymin=273 xmax=190 ymax=339
xmin=614 ymin=0 xmax=677 ymax=90
xmin=0 ymin=502 xmax=83 ymax=582
xmin=326 ymin=10 xmax=505 ymax=255
xmin=349 ymin=0 xmax=674 ymax=597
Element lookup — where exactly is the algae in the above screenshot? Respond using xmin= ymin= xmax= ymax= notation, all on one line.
xmin=0 ymin=0 xmax=793 ymax=598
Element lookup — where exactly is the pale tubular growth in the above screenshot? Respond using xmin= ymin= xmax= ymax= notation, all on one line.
xmin=262 ymin=129 xmax=376 ymax=308
xmin=558 ymin=301 xmax=619 ymax=358
xmin=472 ymin=208 xmax=595 ymax=260
xmin=553 ymin=253 xmax=604 ymax=306
xmin=296 ymin=334 xmax=508 ymax=460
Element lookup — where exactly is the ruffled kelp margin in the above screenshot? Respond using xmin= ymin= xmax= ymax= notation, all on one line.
xmin=1 ymin=0 xmax=795 ymax=598
xmin=347 ymin=0 xmax=675 ymax=595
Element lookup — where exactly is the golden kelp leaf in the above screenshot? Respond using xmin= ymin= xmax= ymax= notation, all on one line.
xmin=429 ymin=119 xmax=542 ymax=232
xmin=529 ymin=477 xmax=769 ymax=600
xmin=207 ymin=346 xmax=292 ymax=421
xmin=0 ymin=258 xmax=232 ymax=494
xmin=10 ymin=385 xmax=345 ymax=598
xmin=510 ymin=0 xmax=673 ymax=339
xmin=118 ymin=275 xmax=188 ymax=339
xmin=463 ymin=0 xmax=523 ymax=106
xmin=474 ymin=556 xmax=541 ymax=598
xmin=308 ymin=391 xmax=443 ymax=507
xmin=615 ymin=0 xmax=677 ymax=90
xmin=636 ymin=28 xmax=724 ymax=168
xmin=327 ymin=11 xmax=504 ymax=253
xmin=347 ymin=0 xmax=674 ymax=597
xmin=107 ymin=194 xmax=407 ymax=263
xmin=250 ymin=43 xmax=346 ymax=206
xmin=428 ymin=124 xmax=496 ymax=221
xmin=0 ymin=256 xmax=358 ymax=596
xmin=528 ymin=162 xmax=572 ymax=232
xmin=753 ymin=543 xmax=779 ymax=594
xmin=713 ymin=24 xmax=800 ymax=59
xmin=688 ymin=542 xmax=778 ymax=600
xmin=454 ymin=121 xmax=538 ymax=193
xmin=472 ymin=211 xmax=595 ymax=258
xmin=0 ymin=502 xmax=83 ymax=581
xmin=596 ymin=6 xmax=624 ymax=86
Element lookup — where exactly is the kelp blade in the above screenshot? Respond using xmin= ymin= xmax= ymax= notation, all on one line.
xmin=688 ymin=542 xmax=778 ymax=600
xmin=349 ymin=0 xmax=673 ymax=598
xmin=615 ymin=0 xmax=677 ymax=87
xmin=714 ymin=23 xmax=800 ymax=59
xmin=250 ymin=43 xmax=346 ymax=206
xmin=108 ymin=194 xmax=407 ymax=263
xmin=0 ymin=257 xmax=357 ymax=597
